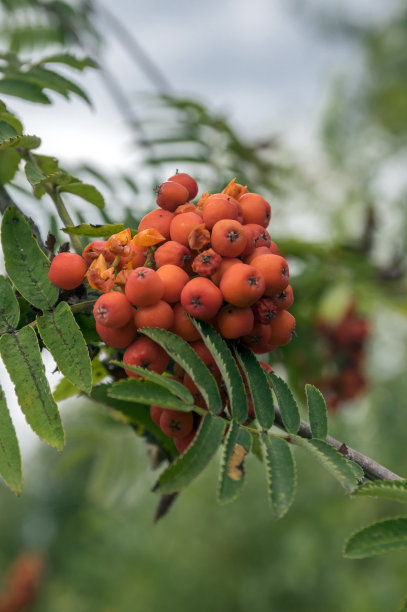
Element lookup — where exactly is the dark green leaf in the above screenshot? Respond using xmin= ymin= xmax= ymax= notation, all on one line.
xmin=59 ymin=182 xmax=105 ymax=209
xmin=0 ymin=327 xmax=65 ymax=450
xmin=111 ymin=361 xmax=193 ymax=405
xmin=36 ymin=302 xmax=92 ymax=394
xmin=108 ymin=379 xmax=198 ymax=412
xmin=73 ymin=313 xmax=100 ymax=344
xmin=354 ymin=480 xmax=407 ymax=504
xmin=294 ymin=437 xmax=358 ymax=492
xmin=190 ymin=320 xmax=248 ymax=423
xmin=25 ymin=67 xmax=91 ymax=105
xmin=0 ymin=384 xmax=22 ymax=494
xmin=0 ymin=78 xmax=51 ymax=103
xmin=234 ymin=345 xmax=274 ymax=429
xmin=218 ymin=421 xmax=252 ymax=504
xmin=1 ymin=206 xmax=58 ymax=310
xmin=0 ymin=149 xmax=20 ymax=184
xmin=344 ymin=517 xmax=407 ymax=559
xmin=306 ymin=384 xmax=328 ymax=440
xmin=261 ymin=433 xmax=297 ymax=519
xmin=140 ymin=328 xmax=222 ymax=414
xmin=62 ymin=223 xmax=125 ymax=237
xmin=154 ymin=414 xmax=226 ymax=494
xmin=0 ymin=275 xmax=20 ymax=332
xmin=269 ymin=373 xmax=300 ymax=434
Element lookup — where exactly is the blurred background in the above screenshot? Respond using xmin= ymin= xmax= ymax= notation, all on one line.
xmin=0 ymin=1 xmax=407 ymax=610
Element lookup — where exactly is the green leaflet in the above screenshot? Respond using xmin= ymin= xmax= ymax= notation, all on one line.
xmin=0 ymin=133 xmax=40 ymax=151
xmin=190 ymin=320 xmax=248 ymax=423
xmin=62 ymin=223 xmax=125 ymax=237
xmin=0 ymin=119 xmax=18 ymax=142
xmin=269 ymin=373 xmax=300 ymax=434
xmin=294 ymin=437 xmax=358 ymax=493
xmin=344 ymin=517 xmax=407 ymax=559
xmin=0 ymin=326 xmax=65 ymax=450
xmin=261 ymin=433 xmax=297 ymax=520
xmin=37 ymin=53 xmax=98 ymax=71
xmin=153 ymin=414 xmax=226 ymax=494
xmin=140 ymin=328 xmax=222 ymax=414
xmin=24 ymin=67 xmax=91 ymax=105
xmin=234 ymin=345 xmax=274 ymax=429
xmin=108 ymin=378 xmax=199 ymax=413
xmin=111 ymin=361 xmax=194 ymax=406
xmin=1 ymin=206 xmax=58 ymax=310
xmin=37 ymin=302 xmax=92 ymax=394
xmin=90 ymin=384 xmax=176 ymax=457
xmin=59 ymin=182 xmax=105 ymax=209
xmin=217 ymin=421 xmax=252 ymax=505
xmin=0 ymin=275 xmax=20 ymax=332
xmin=354 ymin=479 xmax=407 ymax=504
xmin=53 ymin=358 xmax=108 ymax=402
xmin=0 ymin=112 xmax=23 ymax=134
xmin=305 ymin=384 xmax=328 ymax=440
xmin=0 ymin=384 xmax=22 ymax=494
xmin=24 ymin=161 xmax=46 ymax=185
xmin=0 ymin=78 xmax=51 ymax=103
xmin=0 ymin=149 xmax=20 ymax=184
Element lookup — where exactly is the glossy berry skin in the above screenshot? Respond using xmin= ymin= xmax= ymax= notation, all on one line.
xmin=156 ymin=264 xmax=189 ymax=303
xmin=181 ymin=277 xmax=223 ymax=321
xmin=95 ymin=319 xmax=137 ymax=349
xmin=238 ymin=192 xmax=271 ymax=227
xmin=154 ymin=241 xmax=192 ymax=269
xmin=170 ymin=303 xmax=201 ymax=341
xmin=170 ymin=212 xmax=203 ymax=247
xmin=268 ymin=310 xmax=296 ymax=346
xmin=159 ymin=409 xmax=194 ymax=439
xmin=48 ymin=252 xmax=87 ymax=290
xmin=125 ymin=267 xmax=164 ymax=307
xmin=168 ymin=172 xmax=198 ymax=200
xmin=138 ymin=209 xmax=174 ymax=240
xmin=220 ymin=263 xmax=265 ymax=307
xmin=211 ymin=219 xmax=247 ymax=257
xmin=134 ymin=300 xmax=174 ymax=330
xmin=156 ymin=181 xmax=189 ymax=212
xmin=216 ymin=305 xmax=254 ymax=339
xmin=250 ymin=254 xmax=289 ymax=296
xmin=93 ymin=292 xmax=133 ymax=328
xmin=123 ymin=336 xmax=169 ymax=376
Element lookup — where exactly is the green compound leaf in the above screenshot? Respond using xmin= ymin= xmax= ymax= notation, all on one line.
xmin=111 ymin=361 xmax=194 ymax=406
xmin=59 ymin=182 xmax=105 ymax=209
xmin=269 ymin=373 xmax=300 ymax=434
xmin=0 ymin=149 xmax=20 ymax=184
xmin=36 ymin=302 xmax=92 ymax=395
xmin=218 ymin=421 xmax=252 ymax=505
xmin=24 ymin=161 xmax=46 ymax=185
xmin=0 ymin=112 xmax=23 ymax=134
xmin=0 ymin=327 xmax=65 ymax=450
xmin=190 ymin=320 xmax=248 ymax=423
xmin=354 ymin=480 xmax=407 ymax=504
xmin=90 ymin=383 xmax=176 ymax=456
xmin=140 ymin=327 xmax=222 ymax=415
xmin=153 ymin=414 xmax=226 ymax=494
xmin=24 ymin=67 xmax=91 ymax=105
xmin=108 ymin=378 xmax=199 ymax=413
xmin=0 ymin=275 xmax=20 ymax=332
xmin=234 ymin=345 xmax=274 ymax=429
xmin=37 ymin=53 xmax=98 ymax=71
xmin=0 ymin=384 xmax=22 ymax=494
xmin=305 ymin=384 xmax=328 ymax=440
xmin=62 ymin=223 xmax=125 ymax=237
xmin=53 ymin=358 xmax=108 ymax=402
xmin=1 ymin=206 xmax=58 ymax=311
xmin=261 ymin=433 xmax=297 ymax=519
xmin=0 ymin=78 xmax=51 ymax=104
xmin=0 ymin=133 xmax=41 ymax=151
xmin=0 ymin=119 xmax=18 ymax=142
xmin=344 ymin=517 xmax=407 ymax=559
xmin=294 ymin=437 xmax=358 ymax=493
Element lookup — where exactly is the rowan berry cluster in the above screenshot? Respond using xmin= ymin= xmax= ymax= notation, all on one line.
xmin=48 ymin=172 xmax=295 ymax=452
xmin=316 ymin=304 xmax=369 ymax=410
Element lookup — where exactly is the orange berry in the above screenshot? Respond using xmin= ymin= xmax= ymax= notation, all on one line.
xmin=252 ymin=297 xmax=277 ymax=325
xmin=181 ymin=277 xmax=223 ymax=321
xmin=123 ymin=336 xmax=169 ymax=376
xmin=48 ymin=252 xmax=88 ymax=290
xmin=211 ymin=257 xmax=241 ymax=286
xmin=216 ymin=305 xmax=254 ymax=339
xmin=93 ymin=291 xmax=133 ymax=328
xmin=272 ymin=285 xmax=294 ymax=311
xmin=192 ymin=248 xmax=222 ymax=277
xmin=138 ymin=209 xmax=174 ymax=240
xmin=117 ymin=244 xmax=148 ymax=270
xmin=202 ymin=196 xmax=241 ymax=229
xmin=238 ymin=192 xmax=271 ymax=227
xmin=171 ymin=303 xmax=201 ymax=341
xmin=220 ymin=263 xmax=265 ymax=307
xmin=242 ymin=323 xmax=274 ymax=354
xmin=170 ymin=212 xmax=203 ymax=247
xmin=150 ymin=405 xmax=164 ymax=426
xmin=156 ymin=264 xmax=189 ymax=303
xmin=125 ymin=267 xmax=164 ymax=306
xmin=96 ymin=318 xmax=137 ymax=349
xmin=240 ymin=224 xmax=271 ymax=258
xmin=134 ymin=300 xmax=174 ymax=330
xmin=182 ymin=373 xmax=208 ymax=410
xmin=154 ymin=241 xmax=192 ymax=269
xmin=245 ymin=246 xmax=272 ymax=264
xmin=175 ymin=429 xmax=197 ymax=454
xmin=160 ymin=409 xmax=194 ymax=439
xmin=156 ymin=181 xmax=189 ymax=212
xmin=211 ymin=219 xmax=247 ymax=257
xmin=250 ymin=254 xmax=289 ymax=296
xmin=268 ymin=310 xmax=295 ymax=346
xmin=168 ymin=172 xmax=198 ymax=200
